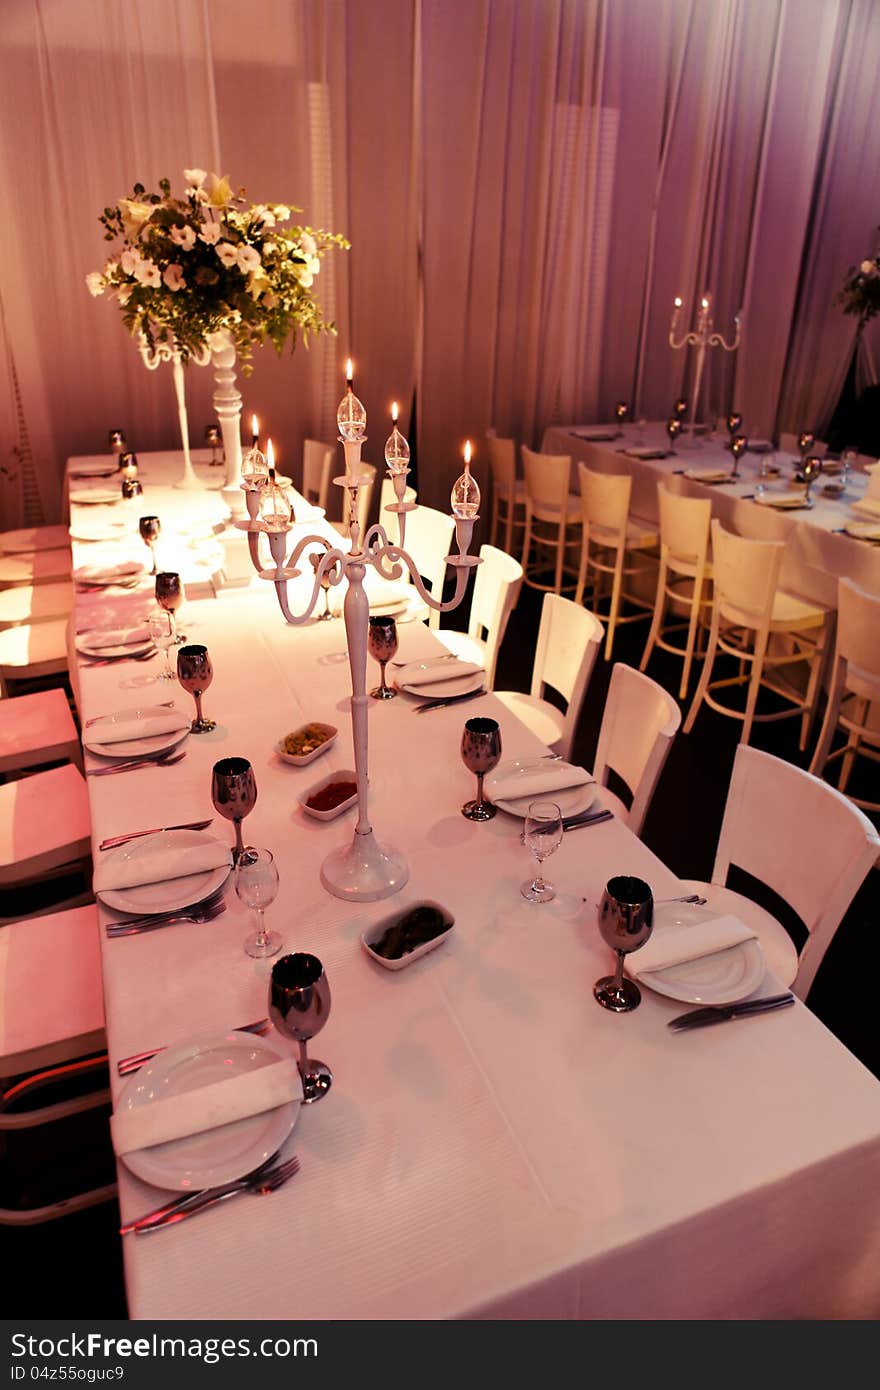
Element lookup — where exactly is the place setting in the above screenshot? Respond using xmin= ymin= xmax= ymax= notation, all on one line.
xmin=75 ymin=621 xmax=157 ymax=665
xmin=73 ymin=558 xmax=146 ymax=589
xmin=83 ymin=702 xmax=192 ymax=771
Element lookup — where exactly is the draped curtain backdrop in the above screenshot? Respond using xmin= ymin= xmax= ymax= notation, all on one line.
xmin=1 ymin=0 xmax=878 ymax=527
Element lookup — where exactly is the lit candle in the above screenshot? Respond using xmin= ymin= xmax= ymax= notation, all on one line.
xmin=251 ymin=414 xmax=259 ymax=446
xmin=391 ymin=401 xmax=398 ymax=424
xmin=464 ymin=439 xmax=472 ymax=466
xmin=267 ymin=438 xmax=275 ymax=471
xmin=672 ymin=296 xmax=683 ymax=332
xmin=451 ymin=439 xmax=480 ymax=520
xmin=346 ymin=358 xmax=354 ymax=389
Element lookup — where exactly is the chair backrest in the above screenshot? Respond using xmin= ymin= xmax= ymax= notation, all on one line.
xmin=579 ymin=463 xmax=631 ymax=534
xmin=403 ymin=505 xmax=455 ymax=628
xmin=379 ymin=477 xmax=417 ymax=518
xmin=593 ymin=663 xmax=681 ymax=837
xmin=837 ymin=577 xmax=880 ymax=685
xmin=487 ymin=435 xmax=517 ymax=502
xmin=302 ymin=439 xmax=334 ymax=512
xmin=657 ymin=484 xmax=712 ymax=566
xmin=712 ymin=745 xmax=880 ymax=998
xmin=711 ymin=519 xmax=783 ymax=626
xmin=532 ymin=593 xmax=603 ymax=760
xmin=467 ymin=544 xmax=523 ymax=689
xmin=522 ymin=446 xmax=571 ymax=515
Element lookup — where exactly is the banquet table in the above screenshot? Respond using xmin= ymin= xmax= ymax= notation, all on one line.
xmin=66 ymin=447 xmax=880 ymax=1320
xmin=542 ymin=423 xmax=880 ymax=605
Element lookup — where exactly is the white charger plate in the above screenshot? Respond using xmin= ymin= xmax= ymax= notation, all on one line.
xmin=683 ymin=468 xmax=732 ymax=484
xmin=84 ymin=704 xmax=190 ymax=759
xmin=398 ymin=668 xmax=485 ymax=699
xmin=117 ymin=1031 xmax=299 ymax=1191
xmin=69 ymin=521 xmax=131 ymax=543
xmin=844 ymin=520 xmax=880 ymax=541
xmin=97 ymin=829 xmax=232 ymax=914
xmin=632 ymin=902 xmax=765 ymax=1004
xmin=70 ymin=487 xmax=121 ymax=505
xmin=485 ymin=759 xmax=597 ymax=818
xmin=754 ymin=491 xmax=812 ymax=510
xmin=76 ymin=635 xmax=154 ymax=659
xmin=73 ymin=565 xmax=144 ymax=585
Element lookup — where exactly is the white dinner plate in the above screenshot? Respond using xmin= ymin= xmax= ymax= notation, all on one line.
xmin=683 ymin=468 xmax=732 ymax=484
xmin=398 ymin=669 xmax=486 ymax=700
xmin=75 ymin=635 xmax=154 ymax=659
xmin=83 ymin=705 xmax=191 ymax=759
xmin=117 ymin=1031 xmax=299 ymax=1191
xmin=632 ymin=902 xmax=766 ymax=1004
xmin=69 ymin=487 xmax=122 ymax=505
xmin=485 ymin=759 xmax=598 ymax=818
xmin=73 ymin=564 xmax=144 ymax=585
xmin=753 ymin=491 xmax=812 ymax=510
xmin=844 ymin=520 xmax=880 ymax=541
xmin=69 ymin=458 xmax=119 ymax=477
xmin=69 ymin=521 xmax=131 ymax=543
xmin=97 ymin=828 xmax=232 ymax=914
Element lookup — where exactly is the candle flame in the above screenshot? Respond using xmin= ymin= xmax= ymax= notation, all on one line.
xmin=391 ymin=401 xmax=398 ymax=423
xmin=345 ymin=358 xmax=353 ymax=383
xmin=251 ymin=414 xmax=259 ymax=436
xmin=674 ymin=296 xmax=682 ymax=308
xmin=701 ymin=296 xmax=710 ymax=310
xmin=267 ymin=438 xmax=275 ymax=468
xmin=464 ymin=439 xmax=472 ymax=465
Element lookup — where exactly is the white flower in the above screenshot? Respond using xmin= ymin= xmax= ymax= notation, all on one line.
xmin=251 ymin=204 xmax=275 ymax=229
xmin=116 ymin=285 xmax=133 ymax=306
xmin=215 ymin=241 xmax=239 ymax=268
xmin=273 ymin=204 xmax=290 ymax=222
xmin=170 ymin=224 xmax=196 ymax=251
xmin=293 ymin=261 xmax=314 ymax=289
xmin=861 ymin=260 xmax=877 ymax=276
xmin=199 ymin=221 xmax=221 ymax=245
xmin=184 ymin=168 xmax=207 ymax=187
xmin=300 ymin=232 xmax=317 ymax=258
xmin=308 ymin=255 xmax=321 ymax=276
xmin=120 ymin=248 xmax=140 ymax=276
xmin=236 ymin=244 xmax=261 ymax=273
xmin=85 ymin=271 xmax=105 ymax=297
xmin=134 ymin=259 xmax=161 ymax=288
xmin=163 ymin=264 xmax=185 ymax=292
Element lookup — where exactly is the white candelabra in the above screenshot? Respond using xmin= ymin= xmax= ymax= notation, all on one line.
xmin=239 ymin=373 xmax=481 ymax=903
xmin=669 ymin=294 xmax=742 ymax=434
xmin=137 ymin=332 xmax=210 ymax=489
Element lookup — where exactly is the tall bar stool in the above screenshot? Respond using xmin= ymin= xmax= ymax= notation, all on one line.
xmin=684 ymin=520 xmax=832 ymax=747
xmin=435 ymin=543 xmax=523 ymax=690
xmin=486 ymin=433 xmax=526 ymax=556
xmin=639 ymin=486 xmax=712 ymax=698
xmin=809 ymin=578 xmax=880 ymax=811
xmin=301 ymin=439 xmax=334 ymax=514
xmin=520 ymin=446 xmax=581 ymax=595
xmin=574 ymin=464 xmax=658 ymax=661
xmin=402 ymin=504 xmax=455 ymax=629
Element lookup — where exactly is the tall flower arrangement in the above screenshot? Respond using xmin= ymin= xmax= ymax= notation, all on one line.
xmin=87 ymin=169 xmax=348 ymax=371
xmin=836 ymin=231 xmax=880 ymax=335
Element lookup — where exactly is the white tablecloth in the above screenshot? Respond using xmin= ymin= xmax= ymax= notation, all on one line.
xmin=542 ymin=424 xmax=880 ymax=604
xmin=67 ymin=450 xmax=880 ymax=1320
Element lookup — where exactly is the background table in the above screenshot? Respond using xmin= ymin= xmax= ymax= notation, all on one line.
xmin=68 ymin=454 xmax=880 ymax=1320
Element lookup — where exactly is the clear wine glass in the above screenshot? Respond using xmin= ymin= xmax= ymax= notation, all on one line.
xmin=593 ymin=875 xmax=654 ymax=1012
xmin=310 ymin=551 xmax=334 ymax=620
xmin=521 ymin=800 xmax=563 ymax=903
xmin=368 ymin=615 xmax=398 ymax=699
xmin=730 ymin=434 xmax=747 ymax=478
xmin=235 ymin=847 xmax=282 ymax=959
xmin=211 ymin=757 xmax=257 ymax=862
xmin=177 ymin=644 xmax=216 ymax=733
xmin=155 ymin=571 xmax=185 ymax=643
xmin=841 ymin=445 xmax=858 ymax=487
xmin=460 ymin=717 xmax=502 ymax=821
xmin=139 ymin=515 xmax=161 ymax=575
xmin=269 ymin=952 xmax=333 ymax=1104
xmin=148 ymin=610 xmax=175 ymax=680
xmin=666 ymin=416 xmax=682 ymax=454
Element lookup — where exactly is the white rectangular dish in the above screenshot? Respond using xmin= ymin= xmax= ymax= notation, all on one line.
xmin=361 ymin=901 xmax=455 ymax=970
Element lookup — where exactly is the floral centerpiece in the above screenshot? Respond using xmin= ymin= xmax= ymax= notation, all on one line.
xmin=87 ymin=168 xmax=348 ymax=371
xmin=835 ymin=233 xmax=880 ymax=335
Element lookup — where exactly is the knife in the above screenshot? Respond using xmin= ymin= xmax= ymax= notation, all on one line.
xmin=99 ymin=818 xmax=214 ymax=851
xmin=562 ymin=808 xmax=613 ymax=830
xmin=414 ymin=687 xmax=487 ymax=713
xmin=668 ymin=993 xmax=795 ymax=1031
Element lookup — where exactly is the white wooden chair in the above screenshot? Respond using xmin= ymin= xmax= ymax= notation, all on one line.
xmin=592 ymin=664 xmax=681 ymax=837
xmin=0 ymin=619 xmax=70 ymax=696
xmin=639 ymin=485 xmax=712 ymax=698
xmin=487 ymin=433 xmax=526 ymax=556
xmin=435 ymin=544 xmax=523 ymax=690
xmin=400 ymin=505 xmax=455 ymax=629
xmin=574 ymin=464 xmax=658 ymax=660
xmin=301 ymin=439 xmax=334 ymax=513
xmin=683 ymin=521 xmax=832 ymax=748
xmin=0 ymin=688 xmax=81 ymax=775
xmin=809 ymin=578 xmax=880 ymax=811
xmin=520 ymin=446 xmax=582 ymax=595
xmin=330 ymin=462 xmax=376 ymax=540
xmin=0 ymin=763 xmax=91 ymax=903
xmin=495 ymin=593 xmax=603 ymax=761
xmin=0 ymin=525 xmax=70 ymax=554
xmin=0 ymin=904 xmax=115 ymax=1225
xmin=0 ymin=550 xmax=72 ymax=589
xmin=678 ymin=745 xmax=880 ymax=999
xmin=0 ymin=581 xmax=73 ymax=630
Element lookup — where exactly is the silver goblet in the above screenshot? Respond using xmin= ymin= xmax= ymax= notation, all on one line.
xmin=269 ymin=952 xmax=333 ymax=1104
xmin=801 ymin=454 xmax=823 ymax=504
xmin=310 ymin=551 xmax=335 ymax=620
xmin=460 ymin=717 xmax=502 ymax=821
xmin=211 ymin=757 xmax=257 ymax=863
xmin=730 ymin=434 xmax=747 ymax=478
xmin=368 ymin=615 xmax=398 ymax=699
xmin=666 ymin=416 xmax=682 ymax=454
xmin=177 ymin=644 xmax=216 ymax=733
xmin=594 ymin=875 xmax=654 ymax=1013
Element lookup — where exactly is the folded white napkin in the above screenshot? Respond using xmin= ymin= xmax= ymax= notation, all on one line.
xmin=111 ymin=1057 xmax=303 ymax=1156
xmin=487 ymin=760 xmax=593 ymax=800
xmin=684 ymin=468 xmax=730 ymax=483
xmin=74 ymin=560 xmax=143 ymax=582
xmin=396 ymin=658 xmax=483 ymax=687
xmin=852 ymin=496 xmax=880 ymax=519
xmin=81 ymin=623 xmax=151 ymax=649
xmin=628 ymin=914 xmax=757 ymax=979
xmin=89 ymin=712 xmax=190 ymax=746
xmin=94 ymin=841 xmax=231 ymax=894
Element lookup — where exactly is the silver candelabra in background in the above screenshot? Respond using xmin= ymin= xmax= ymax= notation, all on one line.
xmin=669 ymin=294 xmax=742 ymax=435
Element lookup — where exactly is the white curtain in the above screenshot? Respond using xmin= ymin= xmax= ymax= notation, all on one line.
xmin=1 ymin=0 xmax=878 ymax=528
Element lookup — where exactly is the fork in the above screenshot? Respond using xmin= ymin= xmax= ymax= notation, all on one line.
xmin=86 ymin=700 xmax=176 ymax=728
xmin=117 ymin=1018 xmax=270 ymax=1075
xmin=88 ymin=750 xmax=186 ymax=777
xmin=120 ymin=1153 xmax=300 ymax=1235
xmin=105 ymin=898 xmax=227 ymax=938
